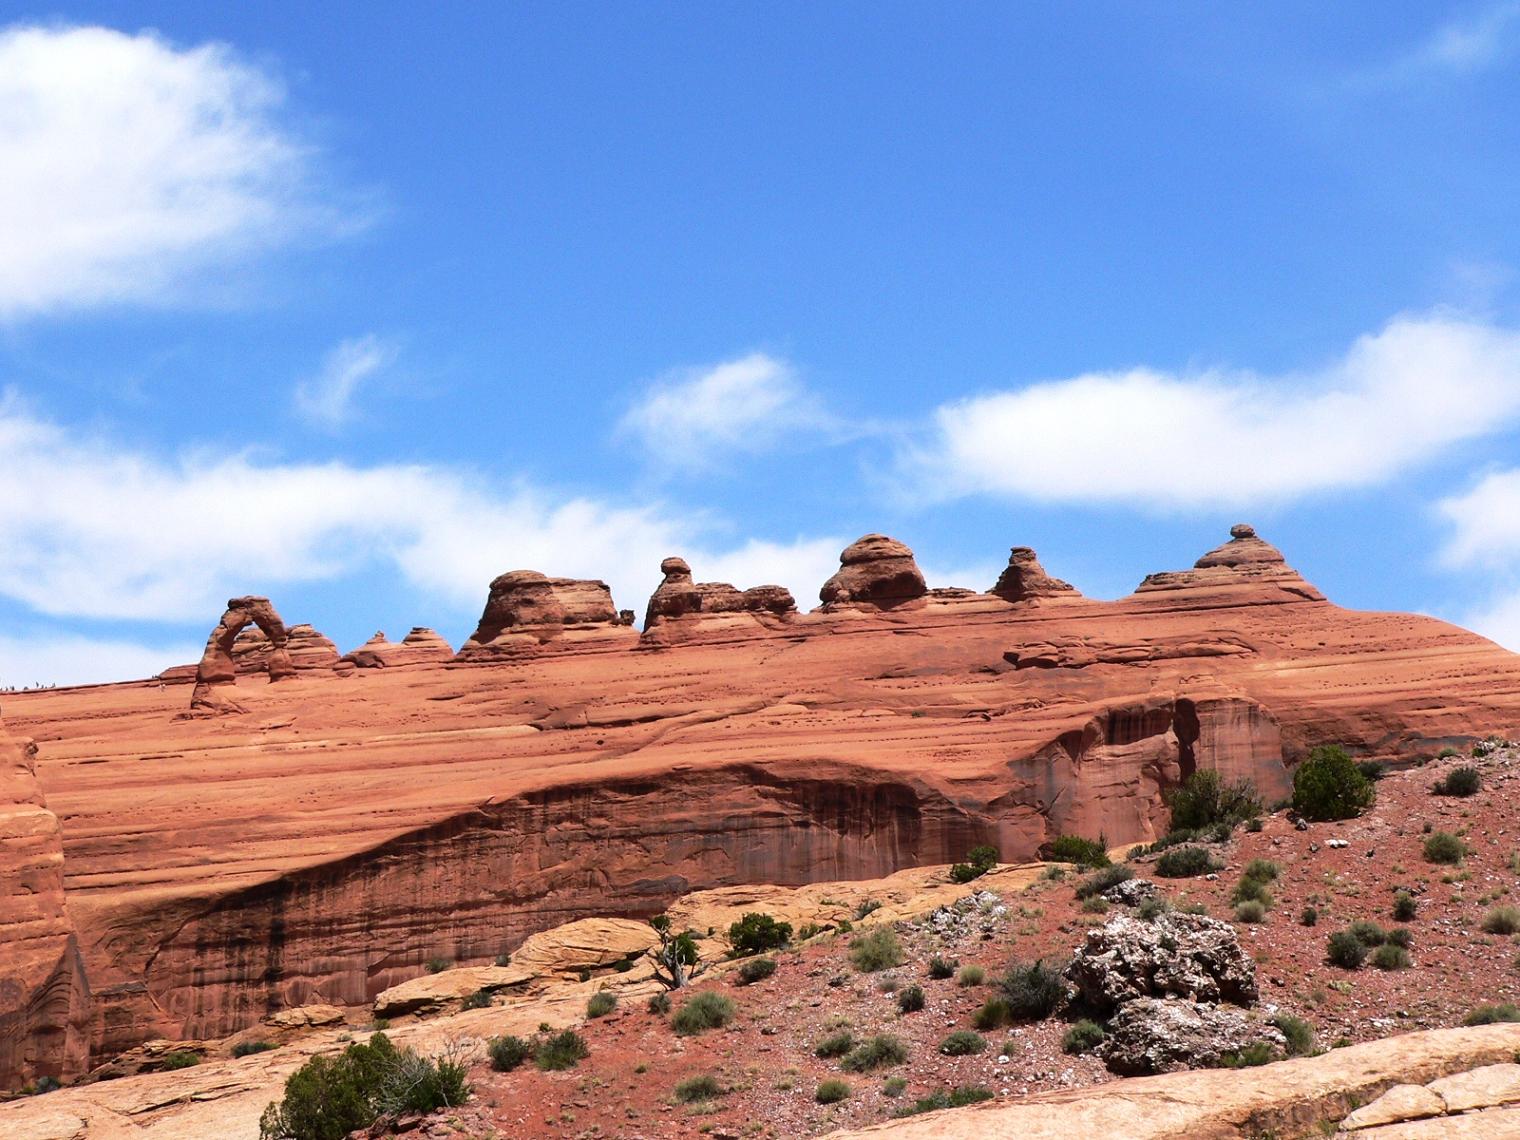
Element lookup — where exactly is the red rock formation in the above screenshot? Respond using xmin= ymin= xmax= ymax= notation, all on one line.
xmin=341 ymin=628 xmax=453 ymax=669
xmin=991 ymin=546 xmax=1080 ymax=603
xmin=3 ymin=524 xmax=1520 ymax=1083
xmin=189 ymin=596 xmax=296 ymax=710
xmin=642 ymin=556 xmax=798 ymax=645
xmin=0 ymin=709 xmax=87 ymax=1087
xmin=456 ymin=571 xmax=635 ymax=660
xmin=232 ymin=622 xmax=340 ymax=674
xmin=819 ymin=534 xmax=927 ymax=609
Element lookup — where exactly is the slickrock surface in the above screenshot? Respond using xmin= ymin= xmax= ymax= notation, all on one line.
xmin=2 ymin=528 xmax=1519 ymax=1088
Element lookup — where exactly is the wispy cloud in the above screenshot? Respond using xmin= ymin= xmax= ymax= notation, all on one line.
xmin=0 ymin=23 xmax=361 ymax=319
xmin=294 ymin=335 xmax=399 ymax=429
xmin=1416 ymin=1 xmax=1520 ymax=73
xmin=903 ymin=313 xmax=1520 ymax=511
xmin=618 ymin=352 xmax=832 ymax=470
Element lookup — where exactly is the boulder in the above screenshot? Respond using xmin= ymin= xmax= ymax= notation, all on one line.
xmin=991 ymin=546 xmax=1080 ymax=603
xmin=1100 ymin=997 xmax=1284 ymax=1075
xmin=819 ymin=534 xmax=927 ymax=608
xmin=457 ymin=571 xmax=634 ymax=659
xmin=1102 ymin=878 xmax=1158 ymax=907
xmin=1065 ymin=911 xmax=1257 ymax=1014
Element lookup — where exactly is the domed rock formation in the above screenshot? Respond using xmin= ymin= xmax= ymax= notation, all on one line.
xmin=456 ymin=571 xmax=635 ymax=660
xmin=991 ymin=546 xmax=1080 ymax=604
xmin=232 ymin=623 xmax=340 ymax=674
xmin=0 ymin=708 xmax=88 ymax=1087
xmin=1133 ymin=524 xmax=1325 ymax=606
xmin=189 ymin=596 xmax=297 ymax=710
xmin=819 ymin=534 xmax=928 ymax=609
xmin=642 ymin=557 xmax=798 ymax=645
xmin=342 ymin=628 xmax=454 ymax=669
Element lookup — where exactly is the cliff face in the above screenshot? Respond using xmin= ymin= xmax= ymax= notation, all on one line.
xmin=4 ymin=527 xmax=1520 ymax=1084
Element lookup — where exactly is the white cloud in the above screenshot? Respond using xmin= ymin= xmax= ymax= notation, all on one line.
xmin=618 ymin=353 xmax=827 ymax=469
xmin=1438 ymin=468 xmax=1520 ymax=569
xmin=294 ymin=335 xmax=398 ymax=429
xmin=0 ymin=23 xmax=351 ymax=318
xmin=908 ymin=313 xmax=1520 ymax=510
xmin=699 ymin=537 xmax=846 ymax=602
xmin=1463 ymin=591 xmax=1520 ymax=653
xmin=0 ymin=394 xmax=846 ymax=629
xmin=1415 ymin=1 xmax=1520 ymax=73
xmin=0 ymin=632 xmax=201 ymax=690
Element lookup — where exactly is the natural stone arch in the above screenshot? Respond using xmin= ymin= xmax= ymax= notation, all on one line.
xmin=190 ymin=597 xmax=295 ymax=709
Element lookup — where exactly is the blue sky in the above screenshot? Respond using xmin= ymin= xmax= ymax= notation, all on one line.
xmin=3 ymin=2 xmax=1520 ymax=685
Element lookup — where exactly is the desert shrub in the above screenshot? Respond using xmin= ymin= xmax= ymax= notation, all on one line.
xmin=1047 ymin=835 xmax=1110 ymax=868
xmin=938 ymin=1030 xmax=987 ymax=1056
xmin=1272 ymin=1014 xmax=1315 ymax=1056
xmin=1434 ymin=766 xmax=1483 ymax=797
xmin=163 ymin=1051 xmax=200 ymax=1070
xmin=1292 ymin=745 xmax=1375 ymax=821
xmin=1327 ymin=930 xmax=1368 ymax=969
xmin=849 ymin=927 xmax=904 ymax=972
xmin=674 ymin=1074 xmax=724 ymax=1103
xmin=373 ymin=1046 xmax=470 ymax=1117
xmin=461 ymin=989 xmax=491 ymax=1011
xmin=1217 ymin=1042 xmax=1276 ymax=1068
xmin=233 ymin=1041 xmax=276 ymax=1058
xmin=1062 ymin=1020 xmax=1106 ymax=1054
xmin=882 ymin=1075 xmax=907 ymax=1097
xmin=1167 ymin=770 xmax=1262 ymax=832
xmin=1349 ymin=920 xmax=1387 ymax=947
xmin=1000 ymin=960 xmax=1066 ymax=1020
xmin=424 ymin=957 xmax=451 ymax=974
xmin=1424 ymin=831 xmax=1467 ymax=865
xmin=1357 ymin=760 xmax=1386 ymax=782
xmin=738 ymin=957 xmax=777 ymax=985
xmin=816 ymin=1078 xmax=851 ymax=1104
xmin=815 ymin=1030 xmax=855 ymax=1059
xmin=1081 ymin=896 xmax=1109 ymax=914
xmin=1440 ymin=747 xmax=1460 ymax=758
xmin=1387 ymin=927 xmax=1414 ymax=949
xmin=728 ymin=912 xmax=792 ymax=957
xmin=956 ymin=964 xmax=986 ymax=987
xmin=949 ymin=844 xmax=1000 ymax=884
xmin=893 ymin=1086 xmax=994 ymax=1117
xmin=1234 ymin=900 xmax=1267 ymax=924
xmin=672 ymin=992 xmax=736 ymax=1036
xmin=1242 ymin=858 xmax=1280 ymax=882
xmin=1155 ymin=845 xmax=1221 ymax=878
xmin=971 ymin=998 xmax=1013 ymax=1030
xmin=1483 ymin=907 xmax=1520 ymax=935
xmin=586 ymin=991 xmax=616 ymax=1018
xmin=647 ymin=992 xmax=671 ymax=1015
xmin=896 ymin=985 xmax=925 ymax=1013
xmin=841 ymin=1034 xmax=909 ymax=1072
xmin=1393 ymin=891 xmax=1417 ymax=921
xmin=1300 ymin=906 xmax=1319 ymax=927
xmin=1464 ymin=1004 xmax=1520 ymax=1026
xmin=1137 ymin=896 xmax=1172 ymax=921
xmin=796 ymin=922 xmax=823 ymax=941
xmin=1232 ymin=877 xmax=1273 ymax=907
xmin=486 ymin=1035 xmax=531 ymax=1072
xmin=1372 ymin=944 xmax=1411 ymax=971
xmin=534 ymin=1030 xmax=589 ymax=1071
xmin=1075 ymin=864 xmax=1134 ymax=899
xmin=493 ymin=952 xmax=510 ymax=967
xmin=927 ymin=956 xmax=957 ymax=980
xmin=853 ymin=898 xmax=883 ymax=920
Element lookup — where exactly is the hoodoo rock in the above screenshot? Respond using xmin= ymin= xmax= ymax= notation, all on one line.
xmin=644 ymin=557 xmax=702 ymax=626
xmin=819 ymin=534 xmax=928 ymax=608
xmin=0 ymin=708 xmax=87 ymax=1087
xmin=455 ymin=571 xmax=635 ymax=660
xmin=189 ymin=596 xmax=296 ymax=710
xmin=642 ymin=556 xmax=798 ymax=644
xmin=341 ymin=628 xmax=454 ymax=669
xmin=4 ymin=524 xmax=1520 ymax=1085
xmin=991 ymin=546 xmax=1080 ymax=603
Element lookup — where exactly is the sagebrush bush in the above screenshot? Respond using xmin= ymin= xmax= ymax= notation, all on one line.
xmin=854 ymin=899 xmax=883 ymax=921
xmin=460 ymin=989 xmax=491 ymax=1011
xmin=487 ymin=1035 xmax=530 ymax=1072
xmin=1300 ymin=906 xmax=1319 ymax=927
xmin=1393 ymin=891 xmax=1417 ymax=921
xmin=1387 ymin=927 xmax=1414 ymax=949
xmin=1081 ymin=896 xmax=1109 ymax=914
xmin=841 ymin=1034 xmax=909 ymax=1072
xmin=1483 ymin=907 xmax=1520 ymax=935
xmin=1349 ymin=920 xmax=1387 ymax=947
xmin=849 ymin=927 xmax=905 ymax=973
xmin=1464 ymin=1004 xmax=1520 ymax=1026
xmin=1232 ymin=877 xmax=1273 ymax=907
xmin=1046 ymin=835 xmax=1110 ymax=868
xmin=586 ymin=991 xmax=616 ymax=1018
xmin=1372 ymin=943 xmax=1411 ymax=971
xmin=1434 ymin=766 xmax=1483 ymax=797
xmin=163 ymin=1051 xmax=200 ymax=1070
xmin=971 ymin=998 xmax=1013 ymax=1030
xmin=1234 ymin=900 xmax=1267 ymax=924
xmin=938 ymin=1030 xmax=987 ymax=1056
xmin=1075 ymin=864 xmax=1133 ymax=899
xmin=949 ymin=844 xmax=999 ymax=884
xmin=927 ymin=956 xmax=957 ymax=980
xmin=956 ymin=964 xmax=985 ymax=987
xmin=815 ymin=1029 xmax=856 ymax=1058
xmin=1424 ymin=832 xmax=1467 ymax=865
xmin=882 ymin=1075 xmax=907 ymax=1097
xmin=1062 ymin=1019 xmax=1105 ymax=1054
xmin=728 ymin=912 xmax=792 ymax=957
xmin=233 ymin=1041 xmax=276 ymax=1058
xmin=1218 ymin=1042 xmax=1275 ymax=1068
xmin=424 ymin=957 xmax=451 ymax=974
xmin=1272 ymin=1014 xmax=1315 ymax=1056
xmin=672 ymin=992 xmax=736 ymax=1036
xmin=1167 ymin=770 xmax=1262 ymax=832
xmin=896 ymin=984 xmax=925 ymax=1013
xmin=738 ymin=957 xmax=777 ymax=985
xmin=647 ymin=992 xmax=671 ymax=1015
xmin=1000 ymin=960 xmax=1066 ymax=1020
xmin=534 ymin=1030 xmax=589 ymax=1071
xmin=1137 ymin=896 xmax=1172 ymax=921
xmin=1327 ymin=930 xmax=1368 ymax=969
xmin=892 ymin=1086 xmax=994 ymax=1117
xmin=1292 ymin=745 xmax=1375 ymax=821
xmin=816 ymin=1078 xmax=851 ymax=1104
xmin=674 ymin=1074 xmax=724 ymax=1103
xmin=1155 ymin=845 xmax=1221 ymax=878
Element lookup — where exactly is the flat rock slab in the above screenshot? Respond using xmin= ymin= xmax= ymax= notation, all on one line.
xmin=1349 ymin=1105 xmax=1520 ymax=1138
xmin=1342 ymin=1084 xmax=1447 ymax=1130
xmin=1428 ymin=1063 xmax=1520 ymax=1113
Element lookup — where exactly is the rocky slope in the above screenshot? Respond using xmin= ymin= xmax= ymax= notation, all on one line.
xmin=2 ymin=526 xmax=1519 ymax=1089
